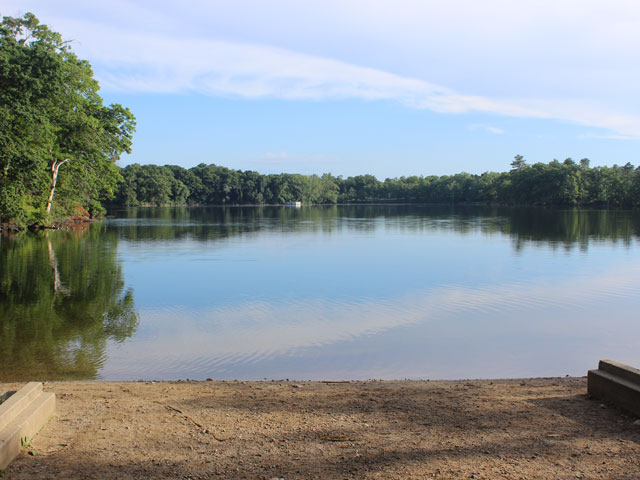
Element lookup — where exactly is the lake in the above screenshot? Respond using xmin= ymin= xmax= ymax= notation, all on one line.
xmin=1 ymin=205 xmax=639 ymax=381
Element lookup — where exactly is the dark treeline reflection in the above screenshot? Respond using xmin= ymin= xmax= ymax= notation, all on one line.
xmin=109 ymin=205 xmax=640 ymax=250
xmin=0 ymin=227 xmax=138 ymax=380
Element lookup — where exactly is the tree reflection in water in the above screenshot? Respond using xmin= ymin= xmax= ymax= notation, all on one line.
xmin=0 ymin=225 xmax=138 ymax=380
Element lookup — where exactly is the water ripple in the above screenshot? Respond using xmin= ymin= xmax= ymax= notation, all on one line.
xmin=101 ymin=262 xmax=640 ymax=380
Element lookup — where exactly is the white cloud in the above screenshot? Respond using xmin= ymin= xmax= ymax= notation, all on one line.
xmin=90 ymin=29 xmax=640 ymax=138
xmin=251 ymin=152 xmax=339 ymax=168
xmin=470 ymin=124 xmax=505 ymax=135
xmin=264 ymin=152 xmax=291 ymax=160
xmin=578 ymin=133 xmax=638 ymax=141
xmin=6 ymin=1 xmax=640 ymax=138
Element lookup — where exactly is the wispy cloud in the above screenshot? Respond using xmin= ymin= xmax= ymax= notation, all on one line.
xmin=578 ymin=132 xmax=639 ymax=141
xmin=264 ymin=152 xmax=291 ymax=160
xmin=22 ymin=13 xmax=640 ymax=139
xmin=249 ymin=152 xmax=340 ymax=167
xmin=470 ymin=124 xmax=505 ymax=135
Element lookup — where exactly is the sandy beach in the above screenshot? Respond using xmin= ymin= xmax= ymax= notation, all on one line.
xmin=1 ymin=377 xmax=639 ymax=479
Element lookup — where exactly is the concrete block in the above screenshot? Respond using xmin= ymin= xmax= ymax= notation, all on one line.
xmin=588 ymin=360 xmax=640 ymax=418
xmin=0 ymin=382 xmax=43 ymax=432
xmin=598 ymin=359 xmax=640 ymax=386
xmin=0 ymin=383 xmax=56 ymax=470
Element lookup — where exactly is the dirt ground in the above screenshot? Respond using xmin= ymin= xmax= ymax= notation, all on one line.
xmin=1 ymin=377 xmax=639 ymax=479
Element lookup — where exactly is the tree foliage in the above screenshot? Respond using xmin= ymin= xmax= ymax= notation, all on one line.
xmin=113 ymin=156 xmax=640 ymax=208
xmin=0 ymin=13 xmax=135 ymax=227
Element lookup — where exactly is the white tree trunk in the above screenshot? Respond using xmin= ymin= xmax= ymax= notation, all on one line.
xmin=46 ymin=158 xmax=69 ymax=215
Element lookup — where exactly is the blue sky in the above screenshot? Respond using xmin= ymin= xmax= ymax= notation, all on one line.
xmin=4 ymin=0 xmax=640 ymax=177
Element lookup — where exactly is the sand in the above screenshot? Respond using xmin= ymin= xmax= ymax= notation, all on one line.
xmin=1 ymin=377 xmax=639 ymax=479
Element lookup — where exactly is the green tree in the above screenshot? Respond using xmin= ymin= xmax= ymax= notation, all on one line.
xmin=0 ymin=13 xmax=135 ymax=226
xmin=510 ymin=154 xmax=527 ymax=171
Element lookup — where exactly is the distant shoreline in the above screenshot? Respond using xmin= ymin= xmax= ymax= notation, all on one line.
xmin=3 ymin=202 xmax=636 ymax=233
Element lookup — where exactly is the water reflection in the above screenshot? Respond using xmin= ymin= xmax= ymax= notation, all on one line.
xmin=109 ymin=205 xmax=640 ymax=250
xmin=0 ymin=227 xmax=138 ymax=380
xmin=2 ymin=205 xmax=640 ymax=381
xmin=102 ymin=261 xmax=640 ymax=380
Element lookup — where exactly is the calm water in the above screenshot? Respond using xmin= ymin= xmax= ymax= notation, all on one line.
xmin=1 ymin=205 xmax=639 ymax=381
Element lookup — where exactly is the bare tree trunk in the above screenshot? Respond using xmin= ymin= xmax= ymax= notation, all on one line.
xmin=46 ymin=158 xmax=69 ymax=215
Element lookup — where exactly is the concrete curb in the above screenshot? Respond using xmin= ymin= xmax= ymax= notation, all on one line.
xmin=0 ymin=382 xmax=56 ymax=469
xmin=588 ymin=360 xmax=640 ymax=417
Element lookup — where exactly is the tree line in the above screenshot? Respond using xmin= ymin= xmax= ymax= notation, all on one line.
xmin=3 ymin=13 xmax=640 ymax=231
xmin=113 ymin=156 xmax=640 ymax=207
